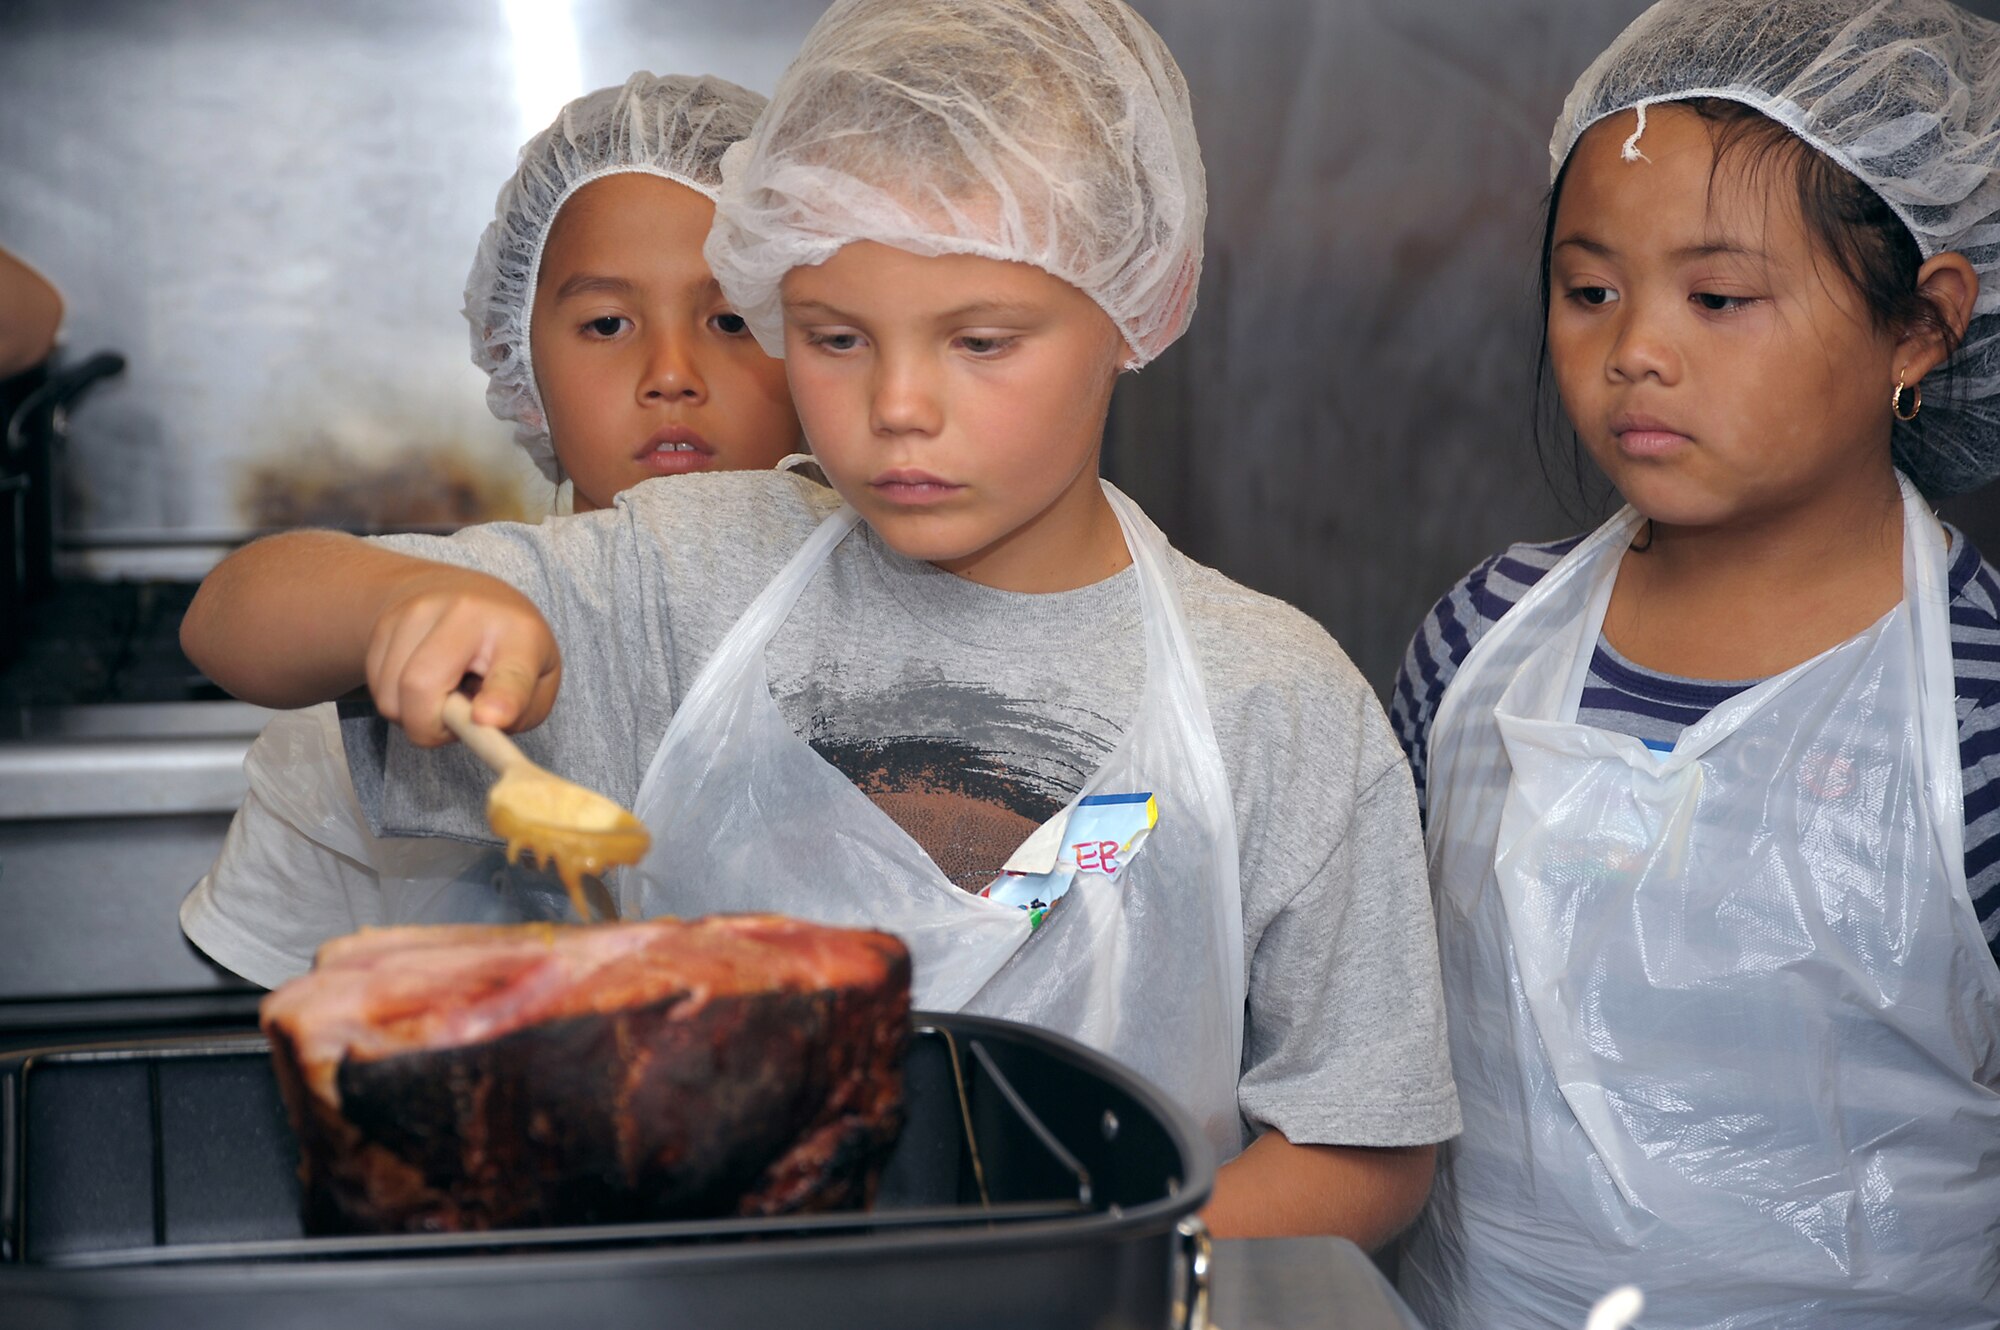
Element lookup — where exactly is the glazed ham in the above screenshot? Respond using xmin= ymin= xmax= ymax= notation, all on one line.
xmin=262 ymin=915 xmax=911 ymax=1235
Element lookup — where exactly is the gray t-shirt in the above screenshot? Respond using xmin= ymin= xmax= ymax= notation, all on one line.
xmin=344 ymin=470 xmax=1459 ymax=1147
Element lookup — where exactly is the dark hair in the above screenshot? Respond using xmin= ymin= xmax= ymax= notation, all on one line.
xmin=1534 ymin=97 xmax=1965 ymax=517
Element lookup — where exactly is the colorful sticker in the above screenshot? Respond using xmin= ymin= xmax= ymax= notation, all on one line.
xmin=982 ymin=792 xmax=1158 ymax=929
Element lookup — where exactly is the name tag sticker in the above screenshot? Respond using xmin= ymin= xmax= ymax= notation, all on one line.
xmin=983 ymin=792 xmax=1158 ymax=929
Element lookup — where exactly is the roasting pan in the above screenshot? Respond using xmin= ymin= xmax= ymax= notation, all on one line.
xmin=0 ymin=1011 xmax=1212 ymax=1330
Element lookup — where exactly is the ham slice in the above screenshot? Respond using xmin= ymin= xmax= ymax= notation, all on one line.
xmin=262 ymin=915 xmax=911 ymax=1234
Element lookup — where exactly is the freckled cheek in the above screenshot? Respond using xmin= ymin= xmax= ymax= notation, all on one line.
xmin=977 ymin=384 xmax=1071 ymax=478
xmin=783 ymin=363 xmax=840 ymax=419
xmin=786 ymin=370 xmax=867 ymax=460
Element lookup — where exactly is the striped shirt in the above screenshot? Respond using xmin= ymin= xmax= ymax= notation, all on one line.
xmin=1391 ymin=524 xmax=2000 ymax=970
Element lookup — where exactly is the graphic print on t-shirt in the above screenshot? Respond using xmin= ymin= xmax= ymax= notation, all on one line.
xmin=783 ymin=677 xmax=1121 ymax=893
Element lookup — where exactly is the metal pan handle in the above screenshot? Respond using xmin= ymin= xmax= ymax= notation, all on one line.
xmin=1172 ymin=1214 xmax=1213 ymax=1330
xmin=3 ymin=350 xmax=125 ymax=463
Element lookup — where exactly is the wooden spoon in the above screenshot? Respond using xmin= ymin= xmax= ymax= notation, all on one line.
xmin=439 ymin=692 xmax=648 ymax=923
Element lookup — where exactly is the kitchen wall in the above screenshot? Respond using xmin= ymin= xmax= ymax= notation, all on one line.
xmin=3 ymin=0 xmax=1995 ymax=688
xmin=0 ymin=0 xmax=825 ymax=574
xmin=1113 ymin=0 xmax=2000 ymax=693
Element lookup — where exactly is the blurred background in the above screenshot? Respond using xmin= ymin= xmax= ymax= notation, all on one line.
xmin=1 ymin=0 xmax=1996 ymax=701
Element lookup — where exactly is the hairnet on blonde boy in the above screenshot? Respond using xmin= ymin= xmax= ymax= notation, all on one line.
xmin=181 ymin=0 xmax=1458 ymax=1244
xmin=704 ymin=0 xmax=1202 ymax=368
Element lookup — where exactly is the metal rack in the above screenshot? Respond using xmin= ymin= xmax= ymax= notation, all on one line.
xmin=2 ymin=1020 xmax=1156 ymax=1269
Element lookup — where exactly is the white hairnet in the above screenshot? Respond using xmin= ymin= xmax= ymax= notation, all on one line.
xmin=1553 ymin=0 xmax=2000 ymax=495
xmin=465 ymin=72 xmax=767 ymax=481
xmin=704 ymin=0 xmax=1205 ymax=370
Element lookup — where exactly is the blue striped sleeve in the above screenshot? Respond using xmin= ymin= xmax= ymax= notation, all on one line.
xmin=1947 ymin=534 xmax=2000 ymax=963
xmin=1391 ymin=539 xmax=1575 ymax=818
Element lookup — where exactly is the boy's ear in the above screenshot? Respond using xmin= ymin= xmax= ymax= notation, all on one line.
xmin=1903 ymin=251 xmax=1979 ymax=383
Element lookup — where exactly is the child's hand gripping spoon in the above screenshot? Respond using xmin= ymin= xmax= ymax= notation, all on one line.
xmin=438 ymin=691 xmax=648 ymax=922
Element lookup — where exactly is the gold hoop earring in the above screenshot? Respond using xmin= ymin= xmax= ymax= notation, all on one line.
xmin=1892 ymin=373 xmax=1922 ymax=422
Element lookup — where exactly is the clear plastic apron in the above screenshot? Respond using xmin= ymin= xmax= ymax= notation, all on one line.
xmin=623 ymin=481 xmax=1248 ymax=1157
xmin=1402 ymin=476 xmax=2000 ymax=1329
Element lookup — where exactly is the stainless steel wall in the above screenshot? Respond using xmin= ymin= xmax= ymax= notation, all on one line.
xmin=1112 ymin=0 xmax=2000 ymax=693
xmin=0 ymin=0 xmax=827 ymax=576
xmin=4 ymin=0 xmax=1995 ymax=685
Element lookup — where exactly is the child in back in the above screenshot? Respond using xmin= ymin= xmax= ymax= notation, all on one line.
xmin=183 ymin=0 xmax=1459 ymax=1241
xmin=466 ymin=72 xmax=798 ymax=510
xmin=180 ymin=73 xmax=797 ymax=986
xmin=1392 ymin=1 xmax=2000 ymax=1324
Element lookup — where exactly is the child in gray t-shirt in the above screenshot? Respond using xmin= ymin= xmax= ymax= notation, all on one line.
xmin=182 ymin=0 xmax=1457 ymax=1245
xmin=179 ymin=73 xmax=793 ymax=986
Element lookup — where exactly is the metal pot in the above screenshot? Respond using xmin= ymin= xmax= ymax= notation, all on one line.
xmin=3 ymin=350 xmax=126 ymax=606
xmin=0 ymin=1012 xmax=1214 ymax=1330
xmin=0 ymin=359 xmax=49 ymax=664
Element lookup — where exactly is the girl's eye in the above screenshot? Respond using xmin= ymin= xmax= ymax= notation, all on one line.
xmin=584 ymin=315 xmax=629 ymax=338
xmin=1693 ymin=291 xmax=1753 ymax=313
xmin=712 ymin=312 xmax=749 ymax=336
xmin=805 ymin=330 xmax=862 ymax=353
xmin=1567 ymin=285 xmax=1616 ymax=307
xmin=957 ymin=334 xmax=1018 ymax=357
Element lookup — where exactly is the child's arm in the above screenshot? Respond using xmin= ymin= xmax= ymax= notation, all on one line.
xmin=1213 ymin=642 xmax=1459 ymax=1244
xmin=182 ymin=531 xmax=561 ymax=744
xmin=1204 ymin=1132 xmax=1434 ymax=1247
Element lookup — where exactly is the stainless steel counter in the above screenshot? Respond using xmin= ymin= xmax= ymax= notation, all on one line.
xmin=0 ymin=701 xmax=272 ymax=817
xmin=1209 ymin=1238 xmax=1424 ymax=1330
xmin=0 ymin=701 xmax=271 ymax=1003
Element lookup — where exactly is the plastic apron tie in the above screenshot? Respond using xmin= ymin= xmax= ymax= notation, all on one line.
xmin=1401 ymin=476 xmax=2000 ymax=1330
xmin=623 ymin=481 xmax=1248 ymax=1158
